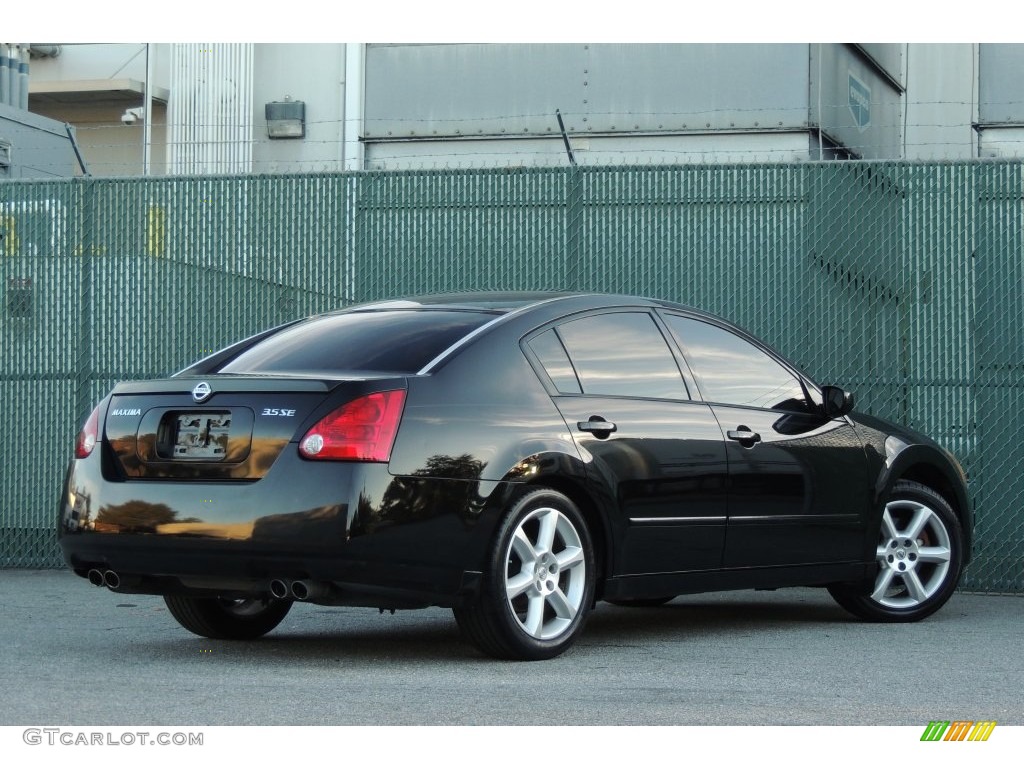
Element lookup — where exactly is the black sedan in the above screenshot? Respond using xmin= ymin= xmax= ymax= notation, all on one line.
xmin=59 ymin=292 xmax=971 ymax=660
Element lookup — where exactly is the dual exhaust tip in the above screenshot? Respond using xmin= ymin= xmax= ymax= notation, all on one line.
xmin=87 ymin=568 xmax=121 ymax=589
xmin=269 ymin=578 xmax=326 ymax=601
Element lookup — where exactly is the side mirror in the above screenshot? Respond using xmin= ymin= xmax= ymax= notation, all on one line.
xmin=821 ymin=385 xmax=855 ymax=418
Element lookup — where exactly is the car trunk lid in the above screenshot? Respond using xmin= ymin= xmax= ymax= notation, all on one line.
xmin=103 ymin=375 xmax=407 ymax=480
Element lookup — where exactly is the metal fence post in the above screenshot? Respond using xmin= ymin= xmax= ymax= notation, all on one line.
xmin=74 ymin=178 xmax=95 ymax=425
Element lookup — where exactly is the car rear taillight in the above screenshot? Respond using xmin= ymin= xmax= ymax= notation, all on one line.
xmin=75 ymin=404 xmax=101 ymax=459
xmin=299 ymin=390 xmax=406 ymax=462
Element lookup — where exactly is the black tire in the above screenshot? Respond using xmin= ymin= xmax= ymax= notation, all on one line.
xmin=606 ymin=596 xmax=675 ymax=607
xmin=829 ymin=480 xmax=963 ymax=622
xmin=163 ymin=595 xmax=292 ymax=640
xmin=454 ymin=487 xmax=596 ymax=660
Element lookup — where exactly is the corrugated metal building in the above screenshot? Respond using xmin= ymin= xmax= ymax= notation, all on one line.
xmin=23 ymin=42 xmax=1024 ymax=176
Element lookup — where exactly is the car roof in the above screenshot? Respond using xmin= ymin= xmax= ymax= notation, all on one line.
xmin=340 ymin=291 xmax=574 ymax=313
xmin=324 ymin=292 xmax=719 ymax=376
xmin=340 ymin=291 xmax=696 ymax=315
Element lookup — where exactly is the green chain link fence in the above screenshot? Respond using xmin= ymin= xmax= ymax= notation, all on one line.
xmin=1 ymin=162 xmax=1020 ymax=592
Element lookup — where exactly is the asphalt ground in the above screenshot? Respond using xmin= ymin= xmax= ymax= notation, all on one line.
xmin=1 ymin=569 xmax=1021 ymax=726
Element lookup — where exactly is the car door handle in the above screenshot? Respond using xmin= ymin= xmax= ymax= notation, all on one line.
xmin=727 ymin=427 xmax=761 ymax=446
xmin=578 ymin=417 xmax=617 ymax=436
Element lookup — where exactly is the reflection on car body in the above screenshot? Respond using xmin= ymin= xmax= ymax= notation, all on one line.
xmin=59 ymin=292 xmax=972 ymax=660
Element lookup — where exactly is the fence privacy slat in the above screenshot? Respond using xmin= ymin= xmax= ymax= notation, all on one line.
xmin=0 ymin=163 xmax=1019 ymax=592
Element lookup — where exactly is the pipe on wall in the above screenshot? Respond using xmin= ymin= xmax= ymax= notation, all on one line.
xmin=0 ymin=48 xmax=10 ymax=106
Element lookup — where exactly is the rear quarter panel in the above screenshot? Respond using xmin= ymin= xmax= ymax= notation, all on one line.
xmin=387 ymin=321 xmax=582 ymax=484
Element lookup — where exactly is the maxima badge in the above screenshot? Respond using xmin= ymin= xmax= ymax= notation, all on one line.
xmin=191 ymin=381 xmax=213 ymax=403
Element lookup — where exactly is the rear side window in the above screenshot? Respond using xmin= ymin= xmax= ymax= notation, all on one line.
xmin=529 ymin=329 xmax=583 ymax=394
xmin=219 ymin=310 xmax=496 ymax=375
xmin=555 ymin=312 xmax=687 ymax=400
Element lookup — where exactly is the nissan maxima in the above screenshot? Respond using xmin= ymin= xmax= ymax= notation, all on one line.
xmin=59 ymin=292 xmax=971 ymax=660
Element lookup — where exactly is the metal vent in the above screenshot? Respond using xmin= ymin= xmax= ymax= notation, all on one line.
xmin=168 ymin=43 xmax=254 ymax=174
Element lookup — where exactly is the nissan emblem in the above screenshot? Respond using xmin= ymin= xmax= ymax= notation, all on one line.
xmin=191 ymin=381 xmax=213 ymax=403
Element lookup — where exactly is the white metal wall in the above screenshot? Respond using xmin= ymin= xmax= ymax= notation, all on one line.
xmin=168 ymin=44 xmax=254 ymax=174
xmin=27 ymin=43 xmax=1009 ymax=173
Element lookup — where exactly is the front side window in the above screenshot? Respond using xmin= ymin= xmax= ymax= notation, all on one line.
xmin=665 ymin=315 xmax=810 ymax=411
xmin=555 ymin=312 xmax=687 ymax=400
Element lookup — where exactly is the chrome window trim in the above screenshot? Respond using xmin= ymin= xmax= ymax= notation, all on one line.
xmin=417 ymin=295 xmax=569 ymax=375
xmin=629 ymin=516 xmax=727 ymax=524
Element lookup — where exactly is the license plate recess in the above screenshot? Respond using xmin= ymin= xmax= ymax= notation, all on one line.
xmin=168 ymin=412 xmax=231 ymax=460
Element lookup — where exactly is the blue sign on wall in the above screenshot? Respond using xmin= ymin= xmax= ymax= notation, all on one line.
xmin=848 ymin=72 xmax=871 ymax=131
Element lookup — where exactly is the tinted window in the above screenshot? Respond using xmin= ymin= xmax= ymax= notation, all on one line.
xmin=220 ymin=310 xmax=495 ymax=375
xmin=666 ymin=315 xmax=810 ymax=411
xmin=529 ymin=329 xmax=582 ymax=393
xmin=556 ymin=312 xmax=687 ymax=399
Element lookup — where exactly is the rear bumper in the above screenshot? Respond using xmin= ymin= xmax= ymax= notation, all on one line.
xmin=58 ymin=447 xmax=508 ymax=608
xmin=62 ymin=534 xmax=483 ymax=608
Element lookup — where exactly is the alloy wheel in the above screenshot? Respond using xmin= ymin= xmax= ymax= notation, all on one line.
xmin=503 ymin=506 xmax=587 ymax=640
xmin=872 ymin=498 xmax=952 ymax=609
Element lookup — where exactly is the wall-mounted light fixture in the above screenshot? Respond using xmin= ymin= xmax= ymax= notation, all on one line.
xmin=121 ymin=107 xmax=144 ymax=125
xmin=265 ymin=98 xmax=306 ymax=139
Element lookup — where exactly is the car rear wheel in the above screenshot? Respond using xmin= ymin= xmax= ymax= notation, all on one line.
xmin=454 ymin=488 xmax=596 ymax=660
xmin=828 ymin=480 xmax=963 ymax=622
xmin=163 ymin=595 xmax=292 ymax=640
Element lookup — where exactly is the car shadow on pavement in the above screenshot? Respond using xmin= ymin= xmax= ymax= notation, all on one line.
xmin=583 ymin=595 xmax=856 ymax=641
xmin=139 ymin=607 xmax=474 ymax=662
xmin=129 ymin=593 xmax=857 ymax=663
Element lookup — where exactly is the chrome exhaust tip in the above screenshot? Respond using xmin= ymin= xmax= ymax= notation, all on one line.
xmin=290 ymin=579 xmax=326 ymax=601
xmin=87 ymin=568 xmax=105 ymax=587
xmin=102 ymin=570 xmax=121 ymax=589
xmin=269 ymin=579 xmax=290 ymax=600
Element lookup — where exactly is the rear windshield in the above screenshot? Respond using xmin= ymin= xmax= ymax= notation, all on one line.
xmin=219 ymin=310 xmax=497 ymax=375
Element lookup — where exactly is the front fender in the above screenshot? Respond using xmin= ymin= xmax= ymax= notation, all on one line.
xmin=872 ymin=435 xmax=973 ymax=562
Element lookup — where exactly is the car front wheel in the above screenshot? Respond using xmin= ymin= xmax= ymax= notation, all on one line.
xmin=454 ymin=488 xmax=596 ymax=660
xmin=829 ymin=480 xmax=963 ymax=622
xmin=163 ymin=595 xmax=292 ymax=639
